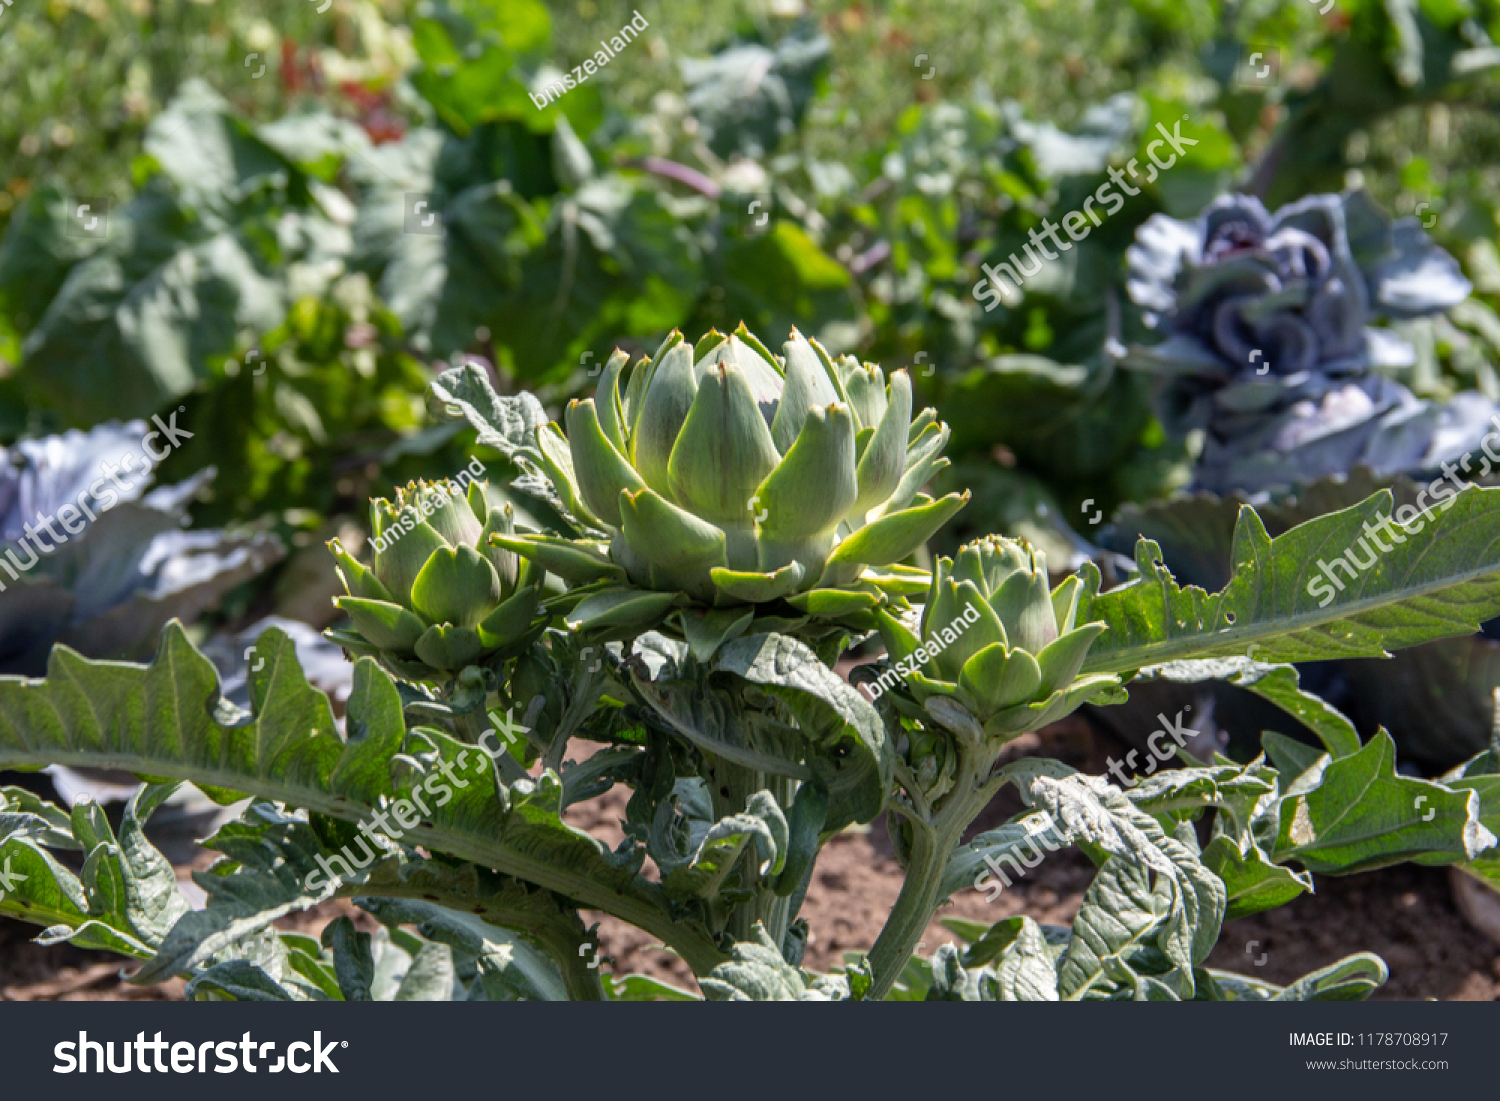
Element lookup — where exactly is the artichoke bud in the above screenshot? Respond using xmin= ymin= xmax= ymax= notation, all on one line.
xmin=878 ymin=534 xmax=1119 ymax=740
xmin=326 ymin=479 xmax=545 ymax=681
xmin=906 ymin=725 xmax=955 ymax=800
xmin=503 ymin=325 xmax=966 ymax=635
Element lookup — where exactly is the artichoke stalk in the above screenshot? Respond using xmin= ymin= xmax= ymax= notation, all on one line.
xmin=498 ymin=325 xmax=967 ymax=636
xmin=326 ymin=478 xmax=543 ymax=681
xmin=874 ymin=536 xmax=1119 ymax=740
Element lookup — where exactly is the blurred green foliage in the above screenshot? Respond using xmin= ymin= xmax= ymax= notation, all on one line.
xmin=2 ymin=0 xmax=1500 ymax=552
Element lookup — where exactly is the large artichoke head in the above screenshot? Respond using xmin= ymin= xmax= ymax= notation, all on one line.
xmin=503 ymin=325 xmax=965 ymax=633
xmin=874 ymin=536 xmax=1119 ymax=739
xmin=327 ymin=479 xmax=543 ymax=681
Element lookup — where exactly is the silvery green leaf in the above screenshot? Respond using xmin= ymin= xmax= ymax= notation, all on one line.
xmin=1025 ymin=772 xmax=1225 ymax=998
xmin=1059 ymin=856 xmax=1176 ymax=1000
xmin=426 ymin=365 xmax=570 ymax=523
xmin=963 ymin=916 xmax=1060 ymax=1001
xmin=924 ymin=943 xmax=983 ymax=1000
xmin=358 ymin=898 xmax=568 ymax=1002
xmin=653 ymin=782 xmax=788 ymax=900
xmin=186 ymin=960 xmax=308 ymax=1002
xmin=991 ymin=917 xmax=1061 ymax=1002
xmin=322 ymin=916 xmax=375 ymax=1002
xmin=1274 ymin=954 xmax=1389 ymax=1001
xmin=392 ymin=941 xmax=458 ymax=1001
xmin=1199 ymin=952 xmax=1388 ymax=1001
xmin=712 ymin=633 xmax=892 ymax=830
xmin=1124 ymin=758 xmax=1278 ymax=838
xmin=0 ymin=781 xmax=185 ymax=960
xmin=0 ymin=623 xmax=728 ymax=979
xmin=942 ymin=818 xmax=1066 ymax=901
xmin=699 ymin=923 xmax=806 ymax=1001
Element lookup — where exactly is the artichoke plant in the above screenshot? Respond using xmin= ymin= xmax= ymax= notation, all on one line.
xmin=497 ymin=325 xmax=966 ymax=636
xmin=873 ymin=536 xmax=1120 ymax=740
xmin=326 ymin=479 xmax=543 ymax=681
xmin=1123 ymin=189 xmax=1486 ymax=496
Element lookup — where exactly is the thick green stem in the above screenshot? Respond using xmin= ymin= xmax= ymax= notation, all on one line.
xmin=862 ymin=817 xmax=967 ymax=1000
xmin=712 ymin=764 xmax=797 ymax=950
xmin=864 ymin=745 xmax=997 ymax=1001
xmin=529 ymin=925 xmax=609 ymax=1002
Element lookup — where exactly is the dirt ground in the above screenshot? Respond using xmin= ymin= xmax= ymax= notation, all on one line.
xmin=4 ymin=717 xmax=1500 ymax=1001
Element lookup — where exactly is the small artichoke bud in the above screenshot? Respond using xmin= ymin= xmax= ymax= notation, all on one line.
xmin=875 ymin=534 xmax=1120 ymax=742
xmin=326 ymin=478 xmax=545 ymax=682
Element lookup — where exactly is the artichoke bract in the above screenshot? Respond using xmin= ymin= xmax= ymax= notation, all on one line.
xmin=500 ymin=325 xmax=966 ymax=634
xmin=1122 ymin=189 xmax=1489 ymax=495
xmin=872 ymin=536 xmax=1119 ymax=739
xmin=326 ymin=478 xmax=543 ymax=681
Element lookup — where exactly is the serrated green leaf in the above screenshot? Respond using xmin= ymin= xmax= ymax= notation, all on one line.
xmin=700 ymin=923 xmax=806 ymax=1002
xmin=323 ymin=916 xmax=375 ymax=1002
xmin=392 ymin=941 xmax=457 ymax=1001
xmin=1026 ymin=773 xmax=1225 ymax=999
xmin=1201 ymin=835 xmax=1313 ymax=920
xmin=1270 ymin=731 xmax=1496 ymax=873
xmin=988 ymin=915 xmax=1060 ymax=1002
xmin=0 ymin=623 xmax=727 ymax=978
xmin=359 ymin=898 xmax=569 ymax=1002
xmin=1082 ymin=488 xmax=1500 ymax=674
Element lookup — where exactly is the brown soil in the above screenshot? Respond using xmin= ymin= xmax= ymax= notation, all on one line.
xmin=5 ymin=717 xmax=1500 ymax=1000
